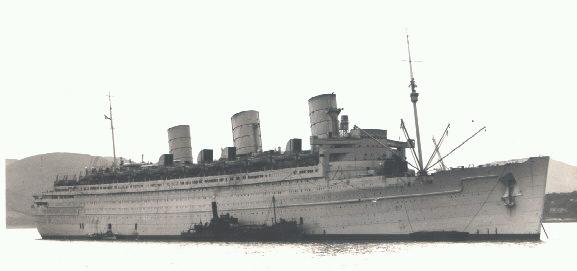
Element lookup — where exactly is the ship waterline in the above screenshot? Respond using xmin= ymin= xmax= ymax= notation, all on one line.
xmin=33 ymin=157 xmax=549 ymax=240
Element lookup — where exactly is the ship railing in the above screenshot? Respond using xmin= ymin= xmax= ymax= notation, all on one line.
xmin=71 ymin=155 xmax=320 ymax=186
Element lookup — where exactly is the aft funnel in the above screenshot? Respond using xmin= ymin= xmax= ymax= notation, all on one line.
xmin=308 ymin=94 xmax=341 ymax=138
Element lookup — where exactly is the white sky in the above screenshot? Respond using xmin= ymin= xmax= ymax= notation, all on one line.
xmin=1 ymin=0 xmax=576 ymax=167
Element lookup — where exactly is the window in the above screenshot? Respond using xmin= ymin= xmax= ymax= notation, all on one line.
xmin=134 ymin=223 xmax=138 ymax=231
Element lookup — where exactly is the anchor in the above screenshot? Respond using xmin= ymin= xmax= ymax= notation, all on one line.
xmin=499 ymin=172 xmax=521 ymax=207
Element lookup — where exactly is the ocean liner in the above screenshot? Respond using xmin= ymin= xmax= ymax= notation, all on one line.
xmin=31 ymin=40 xmax=549 ymax=241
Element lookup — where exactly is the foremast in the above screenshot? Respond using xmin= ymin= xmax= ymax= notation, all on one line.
xmin=405 ymin=35 xmax=426 ymax=175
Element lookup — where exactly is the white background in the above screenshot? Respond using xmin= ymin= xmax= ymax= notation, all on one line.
xmin=1 ymin=0 xmax=576 ymax=168
xmin=1 ymin=0 xmax=576 ymax=267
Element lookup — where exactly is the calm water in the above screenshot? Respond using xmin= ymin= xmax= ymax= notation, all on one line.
xmin=1 ymin=223 xmax=574 ymax=270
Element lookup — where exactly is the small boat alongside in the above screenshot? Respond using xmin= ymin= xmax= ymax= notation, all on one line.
xmin=181 ymin=200 xmax=304 ymax=242
xmin=89 ymin=230 xmax=117 ymax=240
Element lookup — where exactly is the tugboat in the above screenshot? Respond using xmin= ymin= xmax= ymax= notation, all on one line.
xmin=89 ymin=230 xmax=117 ymax=240
xmin=181 ymin=199 xmax=303 ymax=241
xmin=89 ymin=222 xmax=117 ymax=240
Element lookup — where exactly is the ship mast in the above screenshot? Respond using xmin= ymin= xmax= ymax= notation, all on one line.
xmin=405 ymin=34 xmax=425 ymax=175
xmin=105 ymin=92 xmax=117 ymax=168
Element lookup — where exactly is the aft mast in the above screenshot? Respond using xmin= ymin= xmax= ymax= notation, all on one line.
xmin=104 ymin=92 xmax=117 ymax=168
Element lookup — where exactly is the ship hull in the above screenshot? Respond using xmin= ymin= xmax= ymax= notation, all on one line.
xmin=33 ymin=157 xmax=549 ymax=241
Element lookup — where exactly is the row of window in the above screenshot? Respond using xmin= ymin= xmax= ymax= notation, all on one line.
xmin=59 ymin=167 xmax=319 ymax=194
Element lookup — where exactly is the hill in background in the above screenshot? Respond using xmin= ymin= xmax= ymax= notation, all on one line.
xmin=546 ymin=159 xmax=577 ymax=193
xmin=5 ymin=153 xmax=113 ymax=228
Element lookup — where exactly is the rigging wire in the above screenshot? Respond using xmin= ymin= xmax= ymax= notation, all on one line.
xmin=463 ymin=165 xmax=508 ymax=232
xmin=424 ymin=124 xmax=450 ymax=170
xmin=353 ymin=125 xmax=419 ymax=171
xmin=426 ymin=126 xmax=487 ymax=172
xmin=400 ymin=119 xmax=421 ymax=170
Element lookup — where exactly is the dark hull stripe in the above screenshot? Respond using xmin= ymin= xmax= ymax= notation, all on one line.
xmin=40 ymin=233 xmax=540 ymax=242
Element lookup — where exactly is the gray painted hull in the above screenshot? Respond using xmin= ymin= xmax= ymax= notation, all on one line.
xmin=33 ymin=157 xmax=549 ymax=241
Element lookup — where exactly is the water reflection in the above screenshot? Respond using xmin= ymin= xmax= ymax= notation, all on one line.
xmin=302 ymin=241 xmax=402 ymax=256
xmin=2 ymin=223 xmax=575 ymax=271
